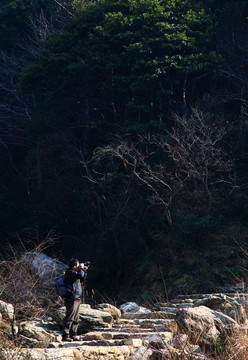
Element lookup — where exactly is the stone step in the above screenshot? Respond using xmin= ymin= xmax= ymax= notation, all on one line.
xmin=50 ymin=339 xmax=127 ymax=347
xmin=153 ymin=302 xmax=177 ymax=309
xmin=223 ymin=293 xmax=247 ymax=297
xmin=93 ymin=325 xmax=150 ymax=333
xmin=175 ymin=294 xmax=208 ymax=300
xmin=171 ymin=293 xmax=248 ymax=311
xmin=172 ymin=304 xmax=194 ymax=309
xmin=27 ymin=345 xmax=132 ymax=360
xmin=112 ymin=331 xmax=173 ymax=340
xmin=85 ymin=330 xmax=173 ymax=340
xmin=94 ymin=328 xmax=158 ymax=335
xmin=112 ymin=324 xmax=139 ymax=329
xmin=133 ymin=318 xmax=177 ymax=332
xmin=113 ymin=322 xmax=141 ymax=328
xmin=117 ymin=318 xmax=134 ymax=323
xmin=117 ymin=316 xmax=178 ymax=327
xmin=175 ymin=292 xmax=247 ymax=301
xmin=170 ymin=298 xmax=194 ymax=304
xmin=100 ymin=319 xmax=177 ymax=332
xmin=122 ymin=311 xmax=177 ymax=320
xmin=113 ymin=327 xmax=155 ymax=333
xmin=77 ymin=339 xmax=143 ymax=347
xmin=49 ymin=331 xmax=174 ymax=348
xmin=82 ymin=330 xmax=159 ymax=340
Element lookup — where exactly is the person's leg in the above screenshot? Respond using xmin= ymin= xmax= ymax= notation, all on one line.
xmin=62 ymin=300 xmax=75 ymax=339
xmin=70 ymin=301 xmax=81 ymax=338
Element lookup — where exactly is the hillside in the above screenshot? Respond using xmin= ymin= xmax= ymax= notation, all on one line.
xmin=0 ymin=0 xmax=248 ymax=301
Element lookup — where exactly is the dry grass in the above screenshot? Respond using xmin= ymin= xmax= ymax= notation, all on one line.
xmin=0 ymin=229 xmax=62 ymax=322
xmin=0 ymin=323 xmax=33 ymax=360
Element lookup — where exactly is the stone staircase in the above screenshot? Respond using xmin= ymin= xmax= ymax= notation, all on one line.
xmin=49 ymin=311 xmax=176 ymax=347
xmin=23 ymin=289 xmax=248 ymax=359
xmin=27 ymin=309 xmax=205 ymax=360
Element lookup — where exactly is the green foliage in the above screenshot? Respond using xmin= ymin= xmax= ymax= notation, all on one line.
xmin=173 ymin=274 xmax=198 ymax=294
xmin=212 ymin=336 xmax=226 ymax=356
xmin=174 ymin=213 xmax=223 ymax=247
xmin=225 ymin=265 xmax=245 ymax=279
xmin=20 ymin=0 xmax=217 ymax=135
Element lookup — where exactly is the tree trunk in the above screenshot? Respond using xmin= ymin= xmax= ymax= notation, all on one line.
xmin=182 ymin=72 xmax=188 ymax=116
xmin=239 ymin=81 xmax=245 ymax=154
xmin=36 ymin=141 xmax=42 ymax=191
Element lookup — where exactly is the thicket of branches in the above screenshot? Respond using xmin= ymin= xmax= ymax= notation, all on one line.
xmin=0 ymin=230 xmax=62 ymax=322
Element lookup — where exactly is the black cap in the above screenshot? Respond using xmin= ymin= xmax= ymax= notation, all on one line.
xmin=84 ymin=261 xmax=91 ymax=266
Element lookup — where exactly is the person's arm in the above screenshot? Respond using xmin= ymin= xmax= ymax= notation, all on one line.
xmin=66 ymin=268 xmax=85 ymax=283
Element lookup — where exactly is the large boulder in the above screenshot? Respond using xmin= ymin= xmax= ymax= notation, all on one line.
xmin=19 ymin=320 xmax=59 ymax=348
xmin=194 ymin=294 xmax=246 ymax=324
xmin=176 ymin=306 xmax=239 ymax=347
xmin=52 ymin=304 xmax=113 ymax=332
xmin=21 ymin=252 xmax=67 ymax=288
xmin=95 ymin=303 xmax=121 ymax=322
xmin=0 ymin=300 xmax=14 ymax=321
xmin=2 ymin=252 xmax=66 ymax=315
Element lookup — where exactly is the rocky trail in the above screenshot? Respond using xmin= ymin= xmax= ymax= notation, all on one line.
xmin=1 ymin=252 xmax=247 ymax=360
xmin=25 ymin=306 xmax=199 ymax=360
xmin=19 ymin=289 xmax=248 ymax=360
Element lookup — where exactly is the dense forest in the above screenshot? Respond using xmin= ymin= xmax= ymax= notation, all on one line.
xmin=1 ymin=0 xmax=248 ymax=302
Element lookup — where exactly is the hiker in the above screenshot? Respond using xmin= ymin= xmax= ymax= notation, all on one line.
xmin=62 ymin=258 xmax=90 ymax=341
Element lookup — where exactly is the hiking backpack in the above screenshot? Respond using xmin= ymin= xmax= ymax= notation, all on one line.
xmin=55 ymin=274 xmax=68 ymax=298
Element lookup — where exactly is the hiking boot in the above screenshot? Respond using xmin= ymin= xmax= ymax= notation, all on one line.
xmin=71 ymin=335 xmax=81 ymax=341
xmin=62 ymin=336 xmax=72 ymax=342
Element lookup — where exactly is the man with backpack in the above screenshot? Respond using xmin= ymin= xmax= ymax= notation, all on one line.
xmin=62 ymin=258 xmax=90 ymax=342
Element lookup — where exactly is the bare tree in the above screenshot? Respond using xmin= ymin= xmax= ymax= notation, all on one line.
xmin=84 ymin=108 xmax=235 ymax=256
xmin=20 ymin=5 xmax=73 ymax=59
xmin=165 ymin=108 xmax=235 ymax=215
xmin=82 ymin=146 xmax=136 ymax=280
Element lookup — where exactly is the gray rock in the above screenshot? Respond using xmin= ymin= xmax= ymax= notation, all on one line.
xmin=194 ymin=294 xmax=246 ymax=324
xmin=119 ymin=302 xmax=139 ymax=313
xmin=176 ymin=305 xmax=239 ymax=347
xmin=129 ymin=346 xmax=153 ymax=360
xmin=19 ymin=334 xmax=41 ymax=348
xmin=21 ymin=252 xmax=67 ymax=288
xmin=52 ymin=304 xmax=113 ymax=331
xmin=144 ymin=334 xmax=165 ymax=349
xmin=95 ymin=303 xmax=121 ymax=321
xmin=84 ymin=331 xmax=105 ymax=340
xmin=19 ymin=320 xmax=57 ymax=347
xmin=0 ymin=300 xmax=14 ymax=321
xmin=119 ymin=302 xmax=151 ymax=314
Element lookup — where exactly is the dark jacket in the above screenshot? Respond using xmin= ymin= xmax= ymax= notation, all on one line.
xmin=64 ymin=268 xmax=85 ymax=300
